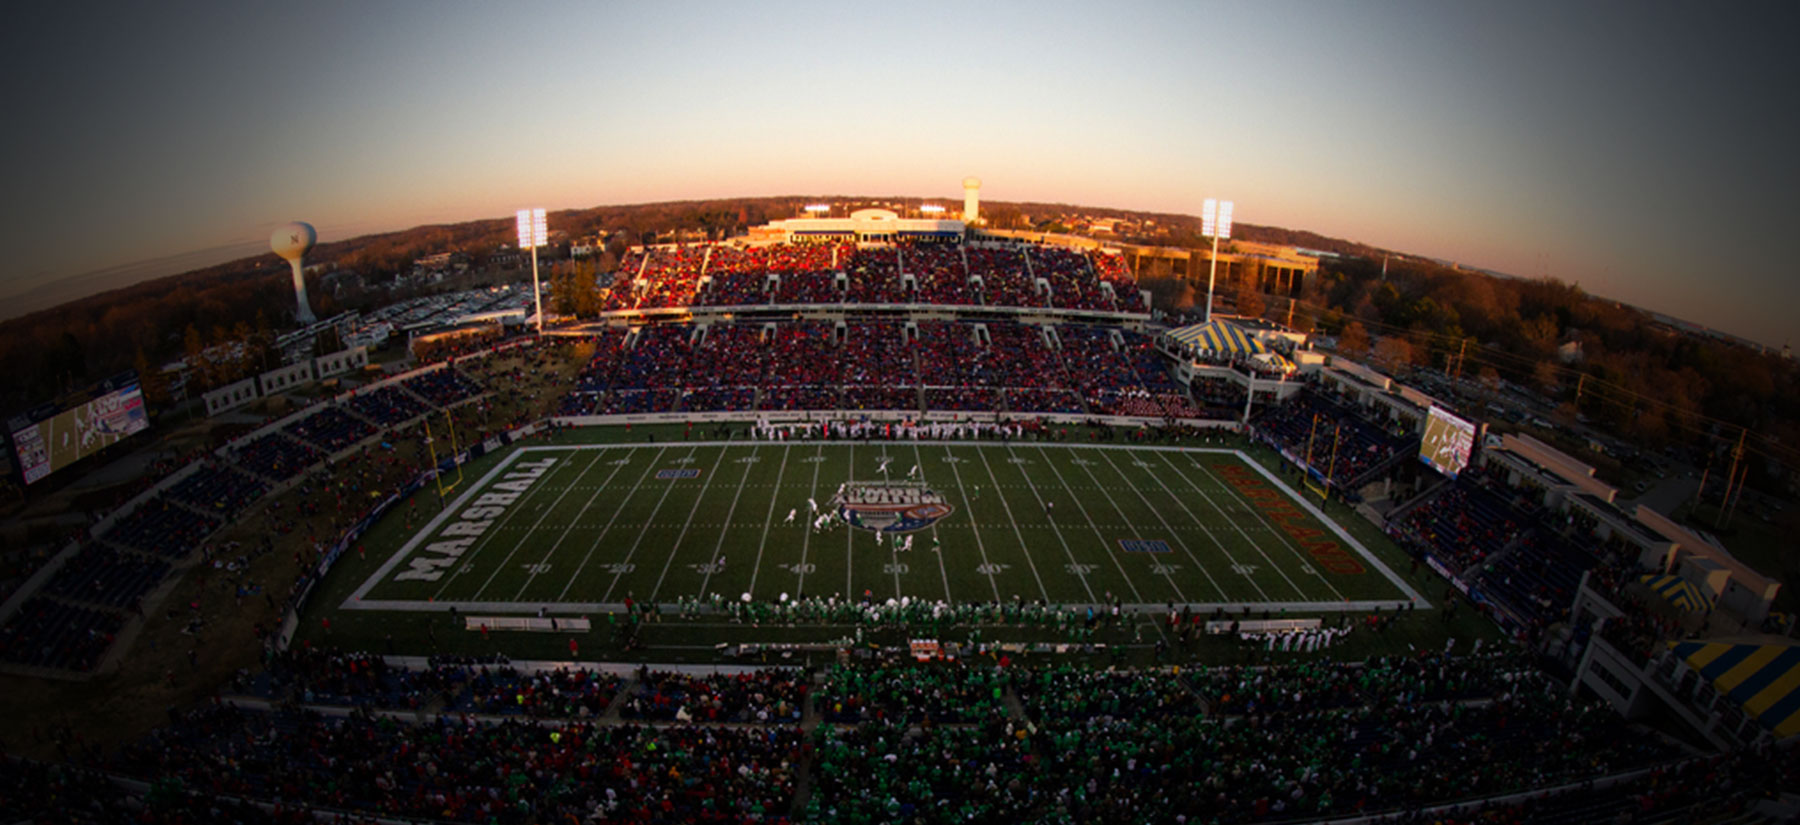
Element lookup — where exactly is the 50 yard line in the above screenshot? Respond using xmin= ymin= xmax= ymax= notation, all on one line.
xmin=647 ymin=444 xmax=733 ymax=602
xmin=1092 ymin=448 xmax=1232 ymax=602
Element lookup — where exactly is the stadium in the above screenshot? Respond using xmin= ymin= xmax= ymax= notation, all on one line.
xmin=1 ymin=201 xmax=1796 ymax=825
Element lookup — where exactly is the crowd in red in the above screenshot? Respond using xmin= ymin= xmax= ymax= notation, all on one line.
xmin=561 ymin=320 xmax=1212 ymax=421
xmin=598 ymin=240 xmax=1142 ymax=311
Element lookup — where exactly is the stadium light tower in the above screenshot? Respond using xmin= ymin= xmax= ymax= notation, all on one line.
xmin=920 ymin=204 xmax=945 ymax=219
xmin=1201 ymin=198 xmax=1234 ymax=324
xmin=516 ymin=208 xmax=548 ymax=333
xmin=804 ymin=203 xmax=830 ymax=217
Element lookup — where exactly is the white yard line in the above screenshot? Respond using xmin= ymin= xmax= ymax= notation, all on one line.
xmin=986 ymin=444 xmax=1080 ymax=598
xmin=695 ymin=444 xmax=762 ymax=599
xmin=428 ymin=450 xmax=591 ymax=603
xmin=845 ymin=444 xmax=857 ymax=598
xmin=1044 ymin=448 xmax=1166 ymax=601
xmin=1091 ymin=448 xmax=1235 ymax=602
xmin=910 ymin=443 xmax=954 ymax=602
xmin=873 ymin=446 xmax=907 ymax=598
xmin=507 ymin=447 xmax=626 ymax=601
xmin=557 ymin=445 xmax=669 ymax=601
xmin=969 ymin=444 xmax=1056 ymax=603
xmin=645 ymin=445 xmax=730 ymax=602
xmin=346 ymin=448 xmax=529 ymax=606
xmin=940 ymin=444 xmax=1003 ymax=601
xmin=744 ymin=444 xmax=790 ymax=597
xmin=1157 ymin=453 xmax=1317 ymax=601
xmin=466 ymin=449 xmax=608 ymax=602
xmin=599 ymin=444 xmax=702 ymax=603
xmin=1231 ymin=453 xmax=1429 ymax=607
xmin=795 ymin=442 xmax=824 ymax=597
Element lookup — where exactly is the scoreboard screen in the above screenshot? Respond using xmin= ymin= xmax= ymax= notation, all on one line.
xmin=10 ymin=383 xmax=150 ymax=485
xmin=1418 ymin=404 xmax=1477 ymax=479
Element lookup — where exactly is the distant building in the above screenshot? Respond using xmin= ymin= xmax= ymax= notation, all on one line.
xmin=749 ymin=208 xmax=964 ymax=244
xmin=413 ymin=251 xmax=471 ymax=273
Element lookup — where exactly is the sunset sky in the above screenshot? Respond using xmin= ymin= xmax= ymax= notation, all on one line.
xmin=2 ymin=1 xmax=1795 ymax=346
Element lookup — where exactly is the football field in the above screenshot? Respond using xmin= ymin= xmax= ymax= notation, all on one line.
xmin=347 ymin=441 xmax=1424 ymax=614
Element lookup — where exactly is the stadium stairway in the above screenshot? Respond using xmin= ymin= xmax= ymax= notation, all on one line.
xmin=1381 ymin=474 xmax=1454 ymax=525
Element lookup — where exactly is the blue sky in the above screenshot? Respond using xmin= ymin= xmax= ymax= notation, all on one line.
xmin=2 ymin=0 xmax=1795 ymax=346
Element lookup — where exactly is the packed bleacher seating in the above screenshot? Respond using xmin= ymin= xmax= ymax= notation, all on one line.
xmin=805 ymin=658 xmax=1684 ymax=825
xmin=283 ymin=405 xmax=375 ymax=453
xmin=904 ymin=242 xmax=975 ymax=305
xmin=842 ymin=246 xmax=901 ymax=303
xmin=0 ymin=755 xmax=390 ymax=825
xmin=552 ymin=318 xmax=1231 ymax=419
xmin=966 ymin=245 xmax=1041 ymax=307
xmin=1014 ymin=665 xmax=1203 ymax=721
xmin=1030 ymin=246 xmax=1112 ymax=310
xmin=820 ymin=663 xmax=1008 ymax=724
xmin=1390 ymin=473 xmax=1522 ymax=575
xmin=620 ymin=669 xmax=806 ymax=723
xmin=230 ymin=432 xmax=322 ymax=482
xmin=1091 ymin=249 xmax=1145 ymax=311
xmin=594 ymin=240 xmax=1148 ymax=313
xmin=700 ymin=247 xmax=772 ymax=307
xmin=110 ymin=703 xmax=803 ymax=824
xmin=759 ymin=322 xmax=839 ymax=410
xmin=776 ymin=270 xmax=839 ymax=303
xmin=446 ymin=663 xmax=625 ymax=718
xmin=642 ymin=244 xmax=709 ymax=308
xmin=344 ymin=382 xmax=431 ymax=426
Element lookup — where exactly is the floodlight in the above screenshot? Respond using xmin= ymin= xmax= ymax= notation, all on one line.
xmin=516 ymin=208 xmax=547 ymax=249
xmin=920 ymin=204 xmax=945 ymax=215
xmin=805 ymin=204 xmax=830 ymax=215
xmin=517 ymin=207 xmax=548 ymax=332
xmin=1201 ymin=198 xmax=1235 ymax=323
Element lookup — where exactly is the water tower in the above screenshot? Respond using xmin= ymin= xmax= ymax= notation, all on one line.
xmin=962 ymin=177 xmax=981 ymax=224
xmin=271 ymin=221 xmax=318 ymax=324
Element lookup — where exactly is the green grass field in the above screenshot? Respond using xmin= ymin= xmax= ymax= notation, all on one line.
xmin=344 ymin=440 xmax=1423 ymax=615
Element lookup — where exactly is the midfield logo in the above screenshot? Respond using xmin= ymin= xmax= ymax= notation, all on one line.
xmin=833 ymin=480 xmax=955 ymax=534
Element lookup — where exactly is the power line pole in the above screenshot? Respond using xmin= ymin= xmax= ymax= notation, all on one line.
xmin=1717 ymin=428 xmax=1746 ymax=528
xmin=1722 ymin=453 xmax=1752 ymax=529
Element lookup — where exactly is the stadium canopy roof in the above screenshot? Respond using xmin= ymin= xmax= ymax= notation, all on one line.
xmin=1638 ymin=573 xmax=1716 ymax=613
xmin=1165 ymin=320 xmax=1267 ymax=356
xmin=1668 ymin=639 xmax=1800 ymax=738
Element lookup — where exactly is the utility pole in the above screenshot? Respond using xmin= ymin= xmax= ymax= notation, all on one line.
xmin=1722 ymin=454 xmax=1752 ymax=529
xmin=1452 ymin=338 xmax=1469 ymax=380
xmin=1717 ymin=428 xmax=1746 ymax=528
xmin=1694 ymin=449 xmax=1713 ymax=509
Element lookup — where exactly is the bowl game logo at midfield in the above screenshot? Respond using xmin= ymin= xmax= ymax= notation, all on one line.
xmin=832 ymin=481 xmax=955 ymax=533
